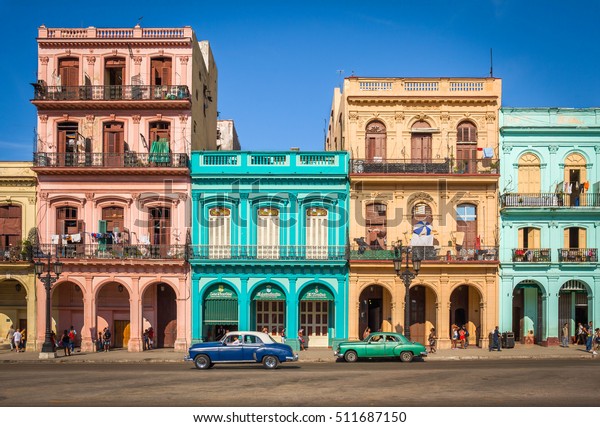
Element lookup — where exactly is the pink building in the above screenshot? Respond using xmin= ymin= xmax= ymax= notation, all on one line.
xmin=31 ymin=25 xmax=218 ymax=352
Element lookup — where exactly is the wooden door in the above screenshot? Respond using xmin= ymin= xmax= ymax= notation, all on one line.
xmin=113 ymin=320 xmax=130 ymax=349
xmin=58 ymin=58 xmax=79 ymax=99
xmin=151 ymin=58 xmax=172 ymax=86
xmin=365 ymin=121 xmax=386 ymax=161
xmin=103 ymin=123 xmax=124 ymax=167
xmin=411 ymin=134 xmax=432 ymax=162
xmin=104 ymin=58 xmax=125 ymax=99
xmin=456 ymin=205 xmax=477 ymax=249
xmin=149 ymin=207 xmax=170 ymax=257
xmin=456 ymin=145 xmax=477 ymax=173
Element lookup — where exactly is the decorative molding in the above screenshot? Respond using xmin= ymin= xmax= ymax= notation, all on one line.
xmin=132 ymin=115 xmax=141 ymax=124
xmin=485 ymin=112 xmax=496 ymax=123
xmin=548 ymin=145 xmax=559 ymax=153
xmin=502 ymin=145 xmax=512 ymax=154
xmin=85 ymin=193 xmax=94 ymax=201
xmin=348 ymin=112 xmax=358 ymax=122
xmin=156 ymin=114 xmax=162 ymax=121
xmin=179 ymin=114 xmax=189 ymax=124
xmin=38 ymin=114 xmax=48 ymax=123
xmin=109 ymin=114 xmax=116 ymax=121
xmin=440 ymin=112 xmax=450 ymax=123
xmin=40 ymin=56 xmax=49 ymax=65
xmin=40 ymin=192 xmax=49 ymax=201
xmin=179 ymin=56 xmax=189 ymax=65
xmin=85 ymin=114 xmax=95 ymax=123
xmin=394 ymin=111 xmax=405 ymax=122
xmin=594 ymin=145 xmax=600 ymax=154
xmin=133 ymin=56 xmax=143 ymax=65
xmin=86 ymin=56 xmax=96 ymax=65
xmin=65 ymin=49 xmax=71 ymax=56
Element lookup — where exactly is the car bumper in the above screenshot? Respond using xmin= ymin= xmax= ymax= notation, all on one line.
xmin=184 ymin=355 xmax=192 ymax=362
xmin=286 ymin=353 xmax=299 ymax=362
xmin=420 ymin=351 xmax=428 ymax=357
xmin=334 ymin=351 xmax=341 ymax=358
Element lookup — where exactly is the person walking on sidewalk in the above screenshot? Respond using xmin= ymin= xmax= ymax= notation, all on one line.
xmin=60 ymin=329 xmax=71 ymax=356
xmin=103 ymin=327 xmax=112 ymax=352
xmin=576 ymin=322 xmax=584 ymax=345
xmin=561 ymin=323 xmax=569 ymax=347
xmin=428 ymin=328 xmax=437 ymax=353
xmin=6 ymin=324 xmax=15 ymax=351
xmin=490 ymin=326 xmax=502 ymax=351
xmin=586 ymin=321 xmax=594 ymax=352
xmin=13 ymin=329 xmax=22 ymax=352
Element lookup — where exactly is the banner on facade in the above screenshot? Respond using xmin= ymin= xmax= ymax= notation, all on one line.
xmin=300 ymin=286 xmax=334 ymax=301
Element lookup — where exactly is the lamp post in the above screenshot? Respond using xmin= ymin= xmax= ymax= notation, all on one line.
xmin=393 ymin=243 xmax=421 ymax=341
xmin=35 ymin=253 xmax=63 ymax=358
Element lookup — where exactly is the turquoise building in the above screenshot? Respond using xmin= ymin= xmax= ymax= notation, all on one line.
xmin=190 ymin=151 xmax=349 ymax=349
xmin=499 ymin=108 xmax=600 ymax=345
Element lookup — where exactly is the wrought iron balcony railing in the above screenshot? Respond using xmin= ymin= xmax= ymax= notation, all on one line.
xmin=1 ymin=244 xmax=33 ymax=263
xmin=32 ymin=84 xmax=191 ymax=102
xmin=351 ymin=158 xmax=499 ymax=175
xmin=349 ymin=244 xmax=499 ymax=262
xmin=33 ymin=152 xmax=188 ymax=168
xmin=512 ymin=248 xmax=551 ymax=263
xmin=35 ymin=244 xmax=187 ymax=260
xmin=501 ymin=193 xmax=600 ymax=208
xmin=558 ymin=248 xmax=598 ymax=263
xmin=188 ymin=245 xmax=348 ymax=261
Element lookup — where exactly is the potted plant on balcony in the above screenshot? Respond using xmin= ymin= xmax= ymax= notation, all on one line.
xmin=489 ymin=161 xmax=499 ymax=174
xmin=19 ymin=240 xmax=32 ymax=261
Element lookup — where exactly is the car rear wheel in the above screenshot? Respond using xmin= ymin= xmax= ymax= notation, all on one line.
xmin=194 ymin=354 xmax=212 ymax=369
xmin=344 ymin=350 xmax=358 ymax=363
xmin=399 ymin=351 xmax=413 ymax=363
xmin=262 ymin=355 xmax=280 ymax=369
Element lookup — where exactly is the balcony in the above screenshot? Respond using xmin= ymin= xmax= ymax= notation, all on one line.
xmin=349 ymin=245 xmax=498 ymax=262
xmin=189 ymin=245 xmax=347 ymax=262
xmin=31 ymin=84 xmax=191 ymax=110
xmin=558 ymin=248 xmax=598 ymax=263
xmin=35 ymin=244 xmax=187 ymax=261
xmin=501 ymin=193 xmax=600 ymax=208
xmin=1 ymin=244 xmax=33 ymax=263
xmin=350 ymin=158 xmax=499 ymax=175
xmin=33 ymin=152 xmax=188 ymax=175
xmin=512 ymin=248 xmax=551 ymax=263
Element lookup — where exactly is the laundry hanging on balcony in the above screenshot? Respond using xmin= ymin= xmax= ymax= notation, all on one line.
xmin=149 ymin=138 xmax=170 ymax=163
xmin=411 ymin=221 xmax=433 ymax=246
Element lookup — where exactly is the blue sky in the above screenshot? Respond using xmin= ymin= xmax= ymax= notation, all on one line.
xmin=1 ymin=0 xmax=599 ymax=160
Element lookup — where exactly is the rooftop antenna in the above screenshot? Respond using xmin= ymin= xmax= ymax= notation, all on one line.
xmin=137 ymin=16 xmax=143 ymax=27
xmin=336 ymin=69 xmax=344 ymax=89
xmin=490 ymin=48 xmax=493 ymax=77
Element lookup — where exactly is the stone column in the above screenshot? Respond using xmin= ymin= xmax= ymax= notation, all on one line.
xmin=179 ymin=56 xmax=189 ymax=87
xmin=287 ymin=277 xmax=299 ymax=351
xmin=25 ymin=276 xmax=36 ymax=352
xmin=128 ymin=277 xmax=142 ymax=352
xmin=80 ymin=277 xmax=96 ymax=352
xmin=174 ymin=276 xmax=188 ymax=352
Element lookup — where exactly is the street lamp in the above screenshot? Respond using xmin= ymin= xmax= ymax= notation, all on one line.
xmin=35 ymin=253 xmax=63 ymax=358
xmin=393 ymin=242 xmax=421 ymax=341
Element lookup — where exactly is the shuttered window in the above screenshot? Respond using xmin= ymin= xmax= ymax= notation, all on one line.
xmin=208 ymin=207 xmax=231 ymax=259
xmin=306 ymin=208 xmax=328 ymax=259
xmin=0 ymin=205 xmax=22 ymax=249
xmin=257 ymin=208 xmax=279 ymax=259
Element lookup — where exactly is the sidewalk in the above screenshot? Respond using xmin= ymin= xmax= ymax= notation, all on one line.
xmin=0 ymin=343 xmax=595 ymax=364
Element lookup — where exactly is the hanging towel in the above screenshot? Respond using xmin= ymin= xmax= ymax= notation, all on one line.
xmin=139 ymin=234 xmax=151 ymax=245
xmin=72 ymin=233 xmax=82 ymax=243
xmin=454 ymin=232 xmax=465 ymax=246
xmin=51 ymin=235 xmax=59 ymax=245
xmin=482 ymin=148 xmax=494 ymax=158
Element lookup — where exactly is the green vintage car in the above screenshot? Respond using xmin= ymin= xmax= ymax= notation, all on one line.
xmin=334 ymin=332 xmax=428 ymax=363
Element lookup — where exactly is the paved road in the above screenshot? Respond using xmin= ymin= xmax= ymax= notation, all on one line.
xmin=0 ymin=359 xmax=597 ymax=406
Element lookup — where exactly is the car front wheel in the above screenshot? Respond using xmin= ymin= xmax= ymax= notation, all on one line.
xmin=194 ymin=354 xmax=212 ymax=369
xmin=262 ymin=355 xmax=280 ymax=369
xmin=344 ymin=350 xmax=358 ymax=363
xmin=399 ymin=351 xmax=413 ymax=363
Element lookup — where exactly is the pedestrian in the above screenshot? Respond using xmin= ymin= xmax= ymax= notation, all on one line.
xmin=561 ymin=322 xmax=569 ymax=348
xmin=586 ymin=321 xmax=594 ymax=352
xmin=363 ymin=327 xmax=371 ymax=340
xmin=451 ymin=325 xmax=459 ymax=349
xmin=60 ymin=329 xmax=71 ymax=356
xmin=97 ymin=332 xmax=103 ymax=352
xmin=281 ymin=328 xmax=286 ymax=343
xmin=68 ymin=326 xmax=77 ymax=354
xmin=50 ymin=330 xmax=57 ymax=350
xmin=593 ymin=329 xmax=600 ymax=356
xmin=490 ymin=326 xmax=502 ymax=351
xmin=147 ymin=327 xmax=154 ymax=350
xmin=462 ymin=325 xmax=470 ymax=348
xmin=6 ymin=324 xmax=15 ymax=351
xmin=262 ymin=326 xmax=269 ymax=334
xmin=19 ymin=329 xmax=26 ymax=351
xmin=13 ymin=329 xmax=22 ymax=353
xmin=576 ymin=322 xmax=584 ymax=345
xmin=458 ymin=327 xmax=466 ymax=349
xmin=143 ymin=329 xmax=149 ymax=351
xmin=103 ymin=327 xmax=111 ymax=352
xmin=428 ymin=328 xmax=437 ymax=353
xmin=298 ymin=328 xmax=306 ymax=351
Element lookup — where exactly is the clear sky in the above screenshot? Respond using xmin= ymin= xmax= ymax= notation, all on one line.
xmin=1 ymin=0 xmax=599 ymax=160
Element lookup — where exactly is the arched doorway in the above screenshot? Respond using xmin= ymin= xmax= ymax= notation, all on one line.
xmin=512 ymin=280 xmax=544 ymax=343
xmin=202 ymin=283 xmax=238 ymax=342
xmin=0 ymin=279 xmax=28 ymax=349
xmin=559 ymin=280 xmax=590 ymax=343
xmin=449 ymin=285 xmax=482 ymax=346
xmin=97 ymin=282 xmax=130 ymax=349
xmin=298 ymin=284 xmax=335 ymax=347
xmin=142 ymin=282 xmax=177 ymax=348
xmin=358 ymin=285 xmax=392 ymax=336
xmin=408 ymin=284 xmax=437 ymax=346
xmin=52 ymin=281 xmax=84 ymax=349
xmin=251 ymin=283 xmax=286 ymax=339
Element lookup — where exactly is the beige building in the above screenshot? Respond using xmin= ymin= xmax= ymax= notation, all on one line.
xmin=0 ymin=162 xmax=37 ymax=350
xmin=217 ymin=119 xmax=241 ymax=150
xmin=327 ymin=77 xmax=501 ymax=349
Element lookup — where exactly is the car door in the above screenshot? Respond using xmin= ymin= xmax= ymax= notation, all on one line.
xmin=218 ymin=334 xmax=244 ymax=361
xmin=384 ymin=334 xmax=399 ymax=356
xmin=365 ymin=333 xmax=386 ymax=357
xmin=242 ymin=334 xmax=264 ymax=361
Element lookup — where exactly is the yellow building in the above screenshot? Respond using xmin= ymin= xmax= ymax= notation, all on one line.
xmin=327 ymin=77 xmax=501 ymax=349
xmin=0 ymin=162 xmax=37 ymax=351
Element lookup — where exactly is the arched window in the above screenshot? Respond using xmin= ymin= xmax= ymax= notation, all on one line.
xmin=456 ymin=121 xmax=477 ymax=173
xmin=306 ymin=208 xmax=328 ymax=259
xmin=208 ymin=207 xmax=231 ymax=259
xmin=365 ymin=203 xmax=386 ymax=249
xmin=411 ymin=121 xmax=432 ymax=162
xmin=517 ymin=153 xmax=541 ymax=193
xmin=365 ymin=121 xmax=386 ymax=161
xmin=456 ymin=204 xmax=477 ymax=249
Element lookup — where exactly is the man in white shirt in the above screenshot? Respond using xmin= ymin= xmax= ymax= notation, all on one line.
xmin=13 ymin=329 xmax=22 ymax=353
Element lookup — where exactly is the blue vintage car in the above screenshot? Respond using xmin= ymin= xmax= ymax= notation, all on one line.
xmin=185 ymin=331 xmax=298 ymax=369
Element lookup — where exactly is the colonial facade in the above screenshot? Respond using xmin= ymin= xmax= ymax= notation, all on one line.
xmin=0 ymin=162 xmax=37 ymax=350
xmin=31 ymin=26 xmax=217 ymax=352
xmin=499 ymin=108 xmax=600 ymax=345
xmin=327 ymin=77 xmax=501 ymax=348
xmin=190 ymin=151 xmax=349 ymax=350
